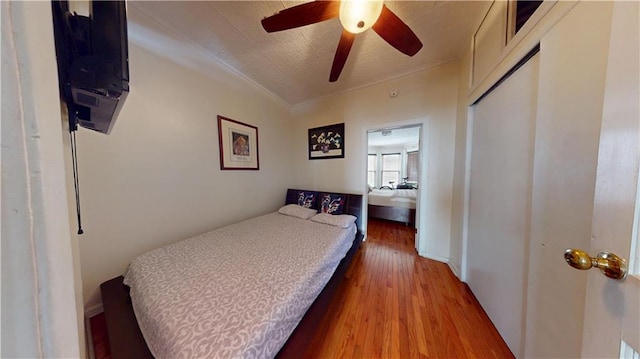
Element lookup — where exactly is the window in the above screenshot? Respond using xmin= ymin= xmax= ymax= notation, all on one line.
xmin=406 ymin=151 xmax=419 ymax=182
xmin=367 ymin=154 xmax=376 ymax=188
xmin=508 ymin=0 xmax=544 ymax=40
xmin=382 ymin=153 xmax=401 ymax=187
xmin=514 ymin=0 xmax=543 ymax=33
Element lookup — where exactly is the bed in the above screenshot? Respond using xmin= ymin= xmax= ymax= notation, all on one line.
xmin=367 ymin=188 xmax=417 ymax=227
xmin=99 ymin=189 xmax=363 ymax=359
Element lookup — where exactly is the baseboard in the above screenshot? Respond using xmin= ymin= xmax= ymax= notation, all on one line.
xmin=418 ymin=251 xmax=449 ymax=264
xmin=447 ymin=262 xmax=462 ymax=279
xmin=85 ymin=302 xmax=104 ymax=318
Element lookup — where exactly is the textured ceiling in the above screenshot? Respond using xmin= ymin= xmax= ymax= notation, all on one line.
xmin=129 ymin=1 xmax=489 ymax=106
xmin=368 ymin=126 xmax=420 ymax=147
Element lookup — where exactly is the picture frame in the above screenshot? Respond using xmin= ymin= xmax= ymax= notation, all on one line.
xmin=308 ymin=123 xmax=345 ymax=160
xmin=218 ymin=115 xmax=259 ymax=170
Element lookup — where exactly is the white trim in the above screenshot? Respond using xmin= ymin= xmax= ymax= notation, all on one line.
xmin=460 ymin=108 xmax=474 ymax=282
xmin=419 ymin=251 xmax=449 ymax=264
xmin=417 ymin=122 xmax=429 ymax=254
xmin=84 ymin=303 xmax=104 ymax=319
xmin=364 ymin=120 xmax=427 ymax=253
xmin=468 ymin=1 xmax=578 ymax=104
xmin=448 ymin=262 xmax=462 ymax=279
xmin=506 ymin=1 xmax=556 ymax=48
xmin=629 ymin=162 xmax=640 ymax=276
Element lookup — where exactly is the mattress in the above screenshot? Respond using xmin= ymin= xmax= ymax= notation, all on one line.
xmin=368 ymin=188 xmax=417 ymax=209
xmin=123 ymin=212 xmax=356 ymax=359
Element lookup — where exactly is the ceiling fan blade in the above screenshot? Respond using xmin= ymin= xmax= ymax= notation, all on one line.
xmin=329 ymin=30 xmax=356 ymax=82
xmin=372 ymin=5 xmax=423 ymax=56
xmin=261 ymin=1 xmax=340 ymax=33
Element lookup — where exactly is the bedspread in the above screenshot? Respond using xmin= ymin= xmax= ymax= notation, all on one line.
xmin=368 ymin=188 xmax=417 ymax=208
xmin=123 ymin=212 xmax=356 ymax=359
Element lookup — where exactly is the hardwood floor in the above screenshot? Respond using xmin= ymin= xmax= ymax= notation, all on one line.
xmin=89 ymin=311 xmax=111 ymax=359
xmin=90 ymin=218 xmax=513 ymax=358
xmin=302 ymin=219 xmax=513 ymax=358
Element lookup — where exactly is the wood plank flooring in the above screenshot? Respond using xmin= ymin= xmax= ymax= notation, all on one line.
xmin=302 ymin=219 xmax=513 ymax=358
xmin=89 ymin=311 xmax=111 ymax=359
xmin=90 ymin=218 xmax=513 ymax=358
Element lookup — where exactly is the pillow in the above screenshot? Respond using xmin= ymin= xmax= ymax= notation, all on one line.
xmin=296 ymin=191 xmax=317 ymax=209
xmin=278 ymin=204 xmax=317 ymax=219
xmin=319 ymin=193 xmax=345 ymax=215
xmin=310 ymin=213 xmax=357 ymax=228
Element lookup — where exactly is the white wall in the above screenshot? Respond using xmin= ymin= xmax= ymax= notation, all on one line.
xmin=449 ymin=43 xmax=472 ymax=278
xmin=290 ymin=62 xmax=459 ymax=261
xmin=78 ymin=7 xmax=295 ymax=312
xmin=1 ymin=1 xmax=82 ymax=356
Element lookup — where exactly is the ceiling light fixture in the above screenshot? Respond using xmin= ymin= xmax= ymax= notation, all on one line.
xmin=261 ymin=0 xmax=422 ymax=82
xmin=339 ymin=0 xmax=384 ymax=34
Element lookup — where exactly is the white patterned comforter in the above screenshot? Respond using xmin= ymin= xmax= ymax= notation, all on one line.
xmin=368 ymin=188 xmax=417 ymax=208
xmin=123 ymin=212 xmax=356 ymax=359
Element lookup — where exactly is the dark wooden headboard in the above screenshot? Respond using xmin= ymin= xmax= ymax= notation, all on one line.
xmin=285 ymin=189 xmax=363 ymax=231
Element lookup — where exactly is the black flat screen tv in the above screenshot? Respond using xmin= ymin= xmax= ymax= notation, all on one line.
xmin=52 ymin=0 xmax=130 ymax=135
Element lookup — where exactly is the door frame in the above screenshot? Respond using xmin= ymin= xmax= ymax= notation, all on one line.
xmin=363 ymin=121 xmax=427 ymax=254
xmin=580 ymin=1 xmax=640 ymax=356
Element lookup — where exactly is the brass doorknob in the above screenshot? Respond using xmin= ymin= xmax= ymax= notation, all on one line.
xmin=564 ymin=248 xmax=628 ymax=280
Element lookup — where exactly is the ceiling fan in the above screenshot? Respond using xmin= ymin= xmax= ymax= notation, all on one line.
xmin=261 ymin=0 xmax=423 ymax=82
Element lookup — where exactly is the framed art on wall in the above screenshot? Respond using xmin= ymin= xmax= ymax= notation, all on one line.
xmin=308 ymin=123 xmax=345 ymax=160
xmin=218 ymin=115 xmax=259 ymax=170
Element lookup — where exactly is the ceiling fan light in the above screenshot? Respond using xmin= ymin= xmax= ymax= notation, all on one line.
xmin=339 ymin=0 xmax=383 ymax=34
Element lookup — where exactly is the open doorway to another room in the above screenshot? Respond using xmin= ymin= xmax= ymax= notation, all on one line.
xmin=366 ymin=126 xmax=421 ymax=234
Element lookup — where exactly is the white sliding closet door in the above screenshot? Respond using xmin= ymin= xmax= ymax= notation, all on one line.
xmin=467 ymin=53 xmax=539 ymax=358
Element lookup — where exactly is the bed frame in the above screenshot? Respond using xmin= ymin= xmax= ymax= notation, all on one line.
xmin=368 ymin=204 xmax=416 ymax=227
xmin=99 ymin=189 xmax=363 ymax=359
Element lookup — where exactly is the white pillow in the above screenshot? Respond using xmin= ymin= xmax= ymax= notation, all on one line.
xmin=310 ymin=213 xmax=357 ymax=228
xmin=278 ymin=204 xmax=317 ymax=219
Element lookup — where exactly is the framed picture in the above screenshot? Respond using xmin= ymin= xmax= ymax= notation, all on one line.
xmin=308 ymin=123 xmax=345 ymax=160
xmin=218 ymin=115 xmax=259 ymax=170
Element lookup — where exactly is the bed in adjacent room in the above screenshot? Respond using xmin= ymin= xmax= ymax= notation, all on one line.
xmin=367 ymin=187 xmax=417 ymax=227
xmin=100 ymin=189 xmax=363 ymax=359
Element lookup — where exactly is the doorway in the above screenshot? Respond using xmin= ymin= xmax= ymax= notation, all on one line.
xmin=366 ymin=125 xmax=421 ymax=242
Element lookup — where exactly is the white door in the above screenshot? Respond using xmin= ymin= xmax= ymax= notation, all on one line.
xmin=467 ymin=53 xmax=539 ymax=358
xmin=566 ymin=2 xmax=640 ymax=357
